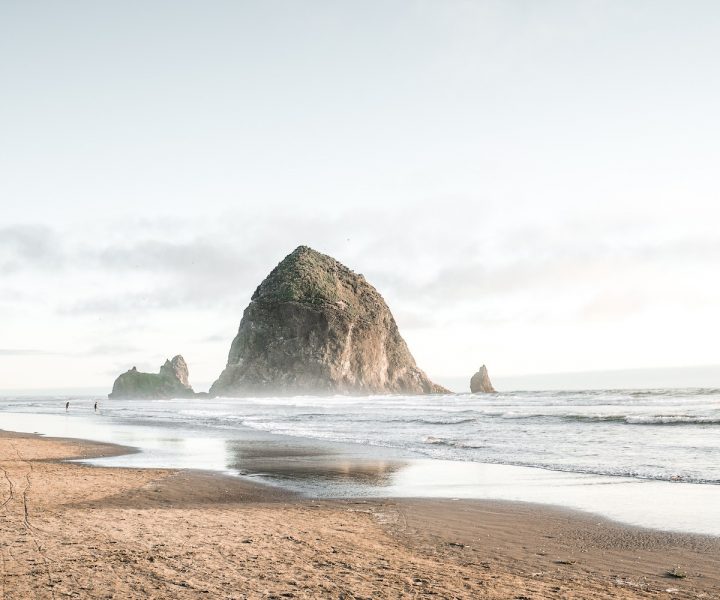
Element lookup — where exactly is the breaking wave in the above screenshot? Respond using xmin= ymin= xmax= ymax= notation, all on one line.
xmin=3 ymin=386 xmax=720 ymax=485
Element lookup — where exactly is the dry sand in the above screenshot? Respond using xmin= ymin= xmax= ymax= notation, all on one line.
xmin=1 ymin=430 xmax=718 ymax=599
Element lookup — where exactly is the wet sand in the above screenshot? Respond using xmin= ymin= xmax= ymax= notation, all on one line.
xmin=1 ymin=430 xmax=718 ymax=599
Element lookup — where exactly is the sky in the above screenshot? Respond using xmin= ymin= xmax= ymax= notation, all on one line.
xmin=2 ymin=1 xmax=720 ymax=392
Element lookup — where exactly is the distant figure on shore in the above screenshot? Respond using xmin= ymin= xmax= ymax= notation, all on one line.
xmin=65 ymin=401 xmax=70 ymax=411
xmin=94 ymin=401 xmax=98 ymax=412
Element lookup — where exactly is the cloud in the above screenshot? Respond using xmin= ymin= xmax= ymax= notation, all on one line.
xmin=0 ymin=349 xmax=58 ymax=356
xmin=59 ymin=289 xmax=206 ymax=315
xmin=579 ymin=292 xmax=648 ymax=322
xmin=55 ymin=211 xmax=386 ymax=315
xmin=81 ymin=343 xmax=140 ymax=356
xmin=390 ymin=309 xmax=437 ymax=330
xmin=373 ymin=223 xmax=720 ymax=311
xmin=7 ymin=210 xmax=720 ymax=328
xmin=0 ymin=345 xmax=138 ymax=358
xmin=197 ymin=333 xmax=231 ymax=343
xmin=95 ymin=238 xmax=249 ymax=274
xmin=373 ymin=256 xmax=584 ymax=313
xmin=0 ymin=225 xmax=63 ymax=273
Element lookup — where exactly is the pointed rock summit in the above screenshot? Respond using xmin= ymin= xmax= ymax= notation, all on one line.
xmin=210 ymin=246 xmax=447 ymax=396
xmin=470 ymin=364 xmax=496 ymax=393
xmin=109 ymin=355 xmax=195 ymax=399
xmin=159 ymin=355 xmax=190 ymax=388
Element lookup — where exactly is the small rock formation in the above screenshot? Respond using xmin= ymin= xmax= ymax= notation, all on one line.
xmin=210 ymin=245 xmax=448 ymax=396
xmin=109 ymin=355 xmax=195 ymax=399
xmin=470 ymin=365 xmax=496 ymax=393
xmin=159 ymin=355 xmax=190 ymax=387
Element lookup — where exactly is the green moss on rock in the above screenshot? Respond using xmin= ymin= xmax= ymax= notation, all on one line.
xmin=109 ymin=355 xmax=195 ymax=399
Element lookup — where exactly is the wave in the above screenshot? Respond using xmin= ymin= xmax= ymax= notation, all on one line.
xmin=412 ymin=416 xmax=477 ymax=425
xmin=494 ymin=412 xmax=630 ymax=423
xmin=557 ymin=414 xmax=720 ymax=425
xmin=490 ymin=412 xmax=720 ymax=426
xmin=624 ymin=415 xmax=720 ymax=425
xmin=626 ymin=387 xmax=720 ymax=397
xmin=417 ymin=436 xmax=720 ymax=484
xmin=421 ymin=436 xmax=487 ymax=450
xmin=422 ymin=435 xmax=447 ymax=445
xmin=9 ymin=391 xmax=720 ymax=486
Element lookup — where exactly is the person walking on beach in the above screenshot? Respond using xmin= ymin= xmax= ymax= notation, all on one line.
xmin=94 ymin=401 xmax=98 ymax=412
xmin=65 ymin=401 xmax=69 ymax=411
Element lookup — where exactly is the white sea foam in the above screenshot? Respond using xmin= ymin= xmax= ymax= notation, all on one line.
xmin=2 ymin=387 xmax=720 ymax=484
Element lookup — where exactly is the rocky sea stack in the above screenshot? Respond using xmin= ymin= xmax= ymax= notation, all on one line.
xmin=470 ymin=364 xmax=496 ymax=393
xmin=210 ymin=246 xmax=447 ymax=396
xmin=109 ymin=355 xmax=195 ymax=399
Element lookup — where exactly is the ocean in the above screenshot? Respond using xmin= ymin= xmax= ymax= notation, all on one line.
xmin=2 ymin=388 xmax=720 ymax=535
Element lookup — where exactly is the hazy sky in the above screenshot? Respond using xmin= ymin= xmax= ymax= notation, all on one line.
xmin=2 ymin=1 xmax=720 ymax=391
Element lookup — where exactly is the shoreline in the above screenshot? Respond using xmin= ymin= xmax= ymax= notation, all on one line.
xmin=1 ymin=430 xmax=719 ymax=598
xmin=4 ymin=408 xmax=720 ymax=537
xmin=10 ymin=426 xmax=720 ymax=539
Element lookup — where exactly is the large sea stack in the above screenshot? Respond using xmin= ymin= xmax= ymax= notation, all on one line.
xmin=109 ymin=355 xmax=195 ymax=399
xmin=210 ymin=246 xmax=447 ymax=396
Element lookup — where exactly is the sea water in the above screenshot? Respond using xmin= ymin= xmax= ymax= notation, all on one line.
xmin=1 ymin=388 xmax=720 ymax=535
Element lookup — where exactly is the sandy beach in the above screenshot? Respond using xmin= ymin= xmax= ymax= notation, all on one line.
xmin=0 ymin=430 xmax=718 ymax=599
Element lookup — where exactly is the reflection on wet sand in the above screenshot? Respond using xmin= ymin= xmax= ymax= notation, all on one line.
xmin=225 ymin=438 xmax=404 ymax=489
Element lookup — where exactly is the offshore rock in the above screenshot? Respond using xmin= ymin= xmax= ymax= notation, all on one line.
xmin=210 ymin=246 xmax=448 ymax=396
xmin=470 ymin=364 xmax=496 ymax=393
xmin=109 ymin=355 xmax=195 ymax=399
